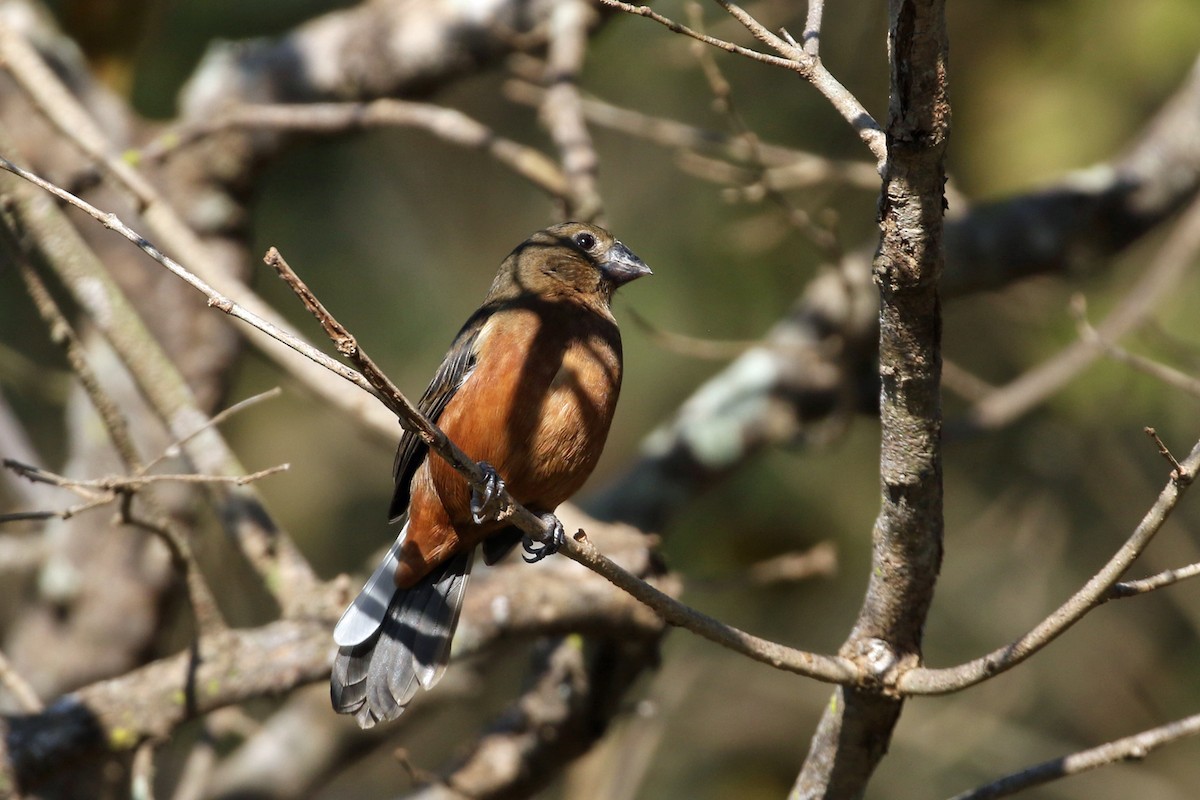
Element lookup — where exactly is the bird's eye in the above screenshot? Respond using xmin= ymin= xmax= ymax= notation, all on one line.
xmin=574 ymin=231 xmax=597 ymax=251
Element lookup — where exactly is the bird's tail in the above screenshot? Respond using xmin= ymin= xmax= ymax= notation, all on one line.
xmin=331 ymin=536 xmax=475 ymax=729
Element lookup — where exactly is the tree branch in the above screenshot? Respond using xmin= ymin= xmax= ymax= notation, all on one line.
xmin=0 ymin=142 xmax=319 ymax=619
xmin=0 ymin=156 xmax=860 ymax=686
xmin=899 ymin=435 xmax=1200 ymax=695
xmin=0 ymin=530 xmax=671 ymax=796
xmin=949 ymin=711 xmax=1200 ymax=800
xmin=138 ymin=100 xmax=568 ymax=200
xmin=597 ymin=0 xmax=886 ymax=165
xmin=794 ymin=0 xmax=950 ymax=794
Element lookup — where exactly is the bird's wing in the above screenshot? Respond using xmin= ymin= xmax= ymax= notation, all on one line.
xmin=388 ymin=309 xmax=490 ymax=521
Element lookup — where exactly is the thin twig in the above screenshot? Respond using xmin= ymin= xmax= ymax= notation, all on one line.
xmin=542 ymin=0 xmax=604 ymax=221
xmin=899 ymin=435 xmax=1200 ymax=695
xmin=504 ymin=78 xmax=880 ymax=189
xmin=1073 ymin=298 xmax=1200 ymax=401
xmin=597 ymin=0 xmax=886 ymax=165
xmin=0 ymin=156 xmax=862 ymax=687
xmin=948 ymin=711 xmax=1200 ymax=800
xmin=266 ymin=243 xmax=859 ymax=684
xmin=0 ymin=498 xmax=112 ymax=524
xmin=3 ymin=460 xmax=287 ymax=495
xmin=597 ymin=0 xmax=801 ymax=70
xmin=139 ymin=387 xmax=283 ymax=475
xmin=564 ymin=528 xmax=857 ymax=682
xmin=1108 ymin=561 xmax=1200 ymax=599
xmin=137 ymin=101 xmax=568 ymax=200
xmin=968 ymin=191 xmax=1200 ymax=429
xmin=626 ymin=307 xmax=756 ymax=360
xmin=685 ymin=2 xmax=841 ymax=258
xmin=1144 ymin=427 xmax=1183 ymax=474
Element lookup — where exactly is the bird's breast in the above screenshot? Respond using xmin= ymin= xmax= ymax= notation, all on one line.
xmin=440 ymin=307 xmax=622 ymax=511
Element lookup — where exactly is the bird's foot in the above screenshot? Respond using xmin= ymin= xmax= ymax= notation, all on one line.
xmin=470 ymin=462 xmax=507 ymax=524
xmin=522 ymin=513 xmax=566 ymax=563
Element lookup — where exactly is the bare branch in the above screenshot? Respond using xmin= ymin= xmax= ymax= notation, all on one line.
xmin=597 ymin=0 xmax=886 ymax=164
xmin=1 ymin=156 xmax=857 ymax=692
xmin=899 ymin=436 xmax=1200 ymax=695
xmin=504 ymin=78 xmax=880 ymax=191
xmin=1144 ymin=427 xmax=1184 ymax=474
xmin=564 ymin=527 xmax=856 ymax=682
xmin=137 ymin=101 xmax=568 ymax=200
xmin=2 ymin=461 xmax=288 ymax=495
xmin=0 ymin=145 xmax=319 ymax=617
xmin=949 ymin=712 xmax=1200 ymax=800
xmin=966 ymin=192 xmax=1200 ymax=430
xmin=1108 ymin=561 xmax=1200 ymax=599
xmin=1073 ymin=299 xmax=1200 ymax=400
xmin=795 ymin=0 xmax=950 ymax=793
xmin=802 ymin=0 xmax=825 ymax=57
xmin=542 ymin=0 xmax=605 ymax=221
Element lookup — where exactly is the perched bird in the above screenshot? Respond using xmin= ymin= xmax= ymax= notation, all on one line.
xmin=331 ymin=222 xmax=651 ymax=728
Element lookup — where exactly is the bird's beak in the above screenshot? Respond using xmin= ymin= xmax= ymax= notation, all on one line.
xmin=600 ymin=241 xmax=652 ymax=286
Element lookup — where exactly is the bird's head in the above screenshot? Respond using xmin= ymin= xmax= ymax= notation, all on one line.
xmin=494 ymin=222 xmax=651 ymax=307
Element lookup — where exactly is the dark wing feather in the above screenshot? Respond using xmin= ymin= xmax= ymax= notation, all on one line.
xmin=388 ymin=309 xmax=491 ymax=521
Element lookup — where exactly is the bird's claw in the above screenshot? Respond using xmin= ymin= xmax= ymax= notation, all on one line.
xmin=522 ymin=513 xmax=565 ymax=563
xmin=470 ymin=462 xmax=507 ymax=524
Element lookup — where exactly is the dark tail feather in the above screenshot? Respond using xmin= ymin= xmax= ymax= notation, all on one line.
xmin=331 ymin=549 xmax=475 ymax=729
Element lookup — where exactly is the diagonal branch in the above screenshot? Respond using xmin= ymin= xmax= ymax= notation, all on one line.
xmin=964 ymin=191 xmax=1200 ymax=430
xmin=899 ymin=435 xmax=1200 ymax=695
xmin=0 ymin=144 xmax=319 ymax=619
xmin=948 ymin=711 xmax=1200 ymax=800
xmin=0 ymin=154 xmax=859 ymax=687
xmin=137 ymin=101 xmax=568 ymax=199
xmin=597 ymin=0 xmax=886 ymax=164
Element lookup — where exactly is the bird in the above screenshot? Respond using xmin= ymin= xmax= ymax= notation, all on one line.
xmin=331 ymin=221 xmax=651 ymax=728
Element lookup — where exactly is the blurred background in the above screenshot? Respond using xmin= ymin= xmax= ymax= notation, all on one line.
xmin=3 ymin=0 xmax=1200 ymax=797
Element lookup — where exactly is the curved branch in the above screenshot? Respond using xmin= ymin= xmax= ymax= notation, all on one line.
xmin=597 ymin=0 xmax=886 ymax=164
xmin=949 ymin=711 xmax=1200 ymax=800
xmin=899 ymin=436 xmax=1200 ymax=695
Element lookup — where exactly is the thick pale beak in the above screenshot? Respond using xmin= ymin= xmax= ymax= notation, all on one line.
xmin=600 ymin=241 xmax=652 ymax=286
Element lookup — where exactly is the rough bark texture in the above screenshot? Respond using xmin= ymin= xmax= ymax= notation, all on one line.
xmin=792 ymin=0 xmax=949 ymax=795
